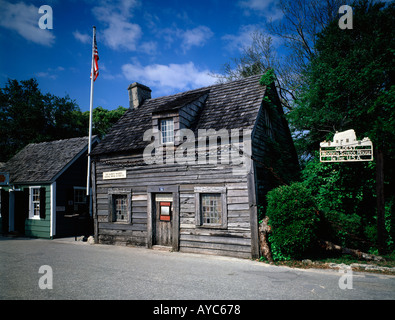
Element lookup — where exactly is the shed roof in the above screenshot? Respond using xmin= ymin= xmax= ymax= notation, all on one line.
xmin=91 ymin=74 xmax=265 ymax=156
xmin=3 ymin=136 xmax=94 ymax=184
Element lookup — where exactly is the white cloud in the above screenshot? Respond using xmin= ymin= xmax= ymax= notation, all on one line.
xmin=122 ymin=61 xmax=217 ymax=95
xmin=36 ymin=72 xmax=57 ymax=80
xmin=222 ymin=25 xmax=259 ymax=52
xmin=73 ymin=30 xmax=91 ymax=44
xmin=100 ymin=15 xmax=142 ymax=51
xmin=91 ymin=0 xmax=155 ymax=53
xmin=238 ymin=0 xmax=283 ymax=20
xmin=0 ymin=0 xmax=55 ymax=46
xmin=222 ymin=24 xmax=283 ymax=54
xmin=239 ymin=0 xmax=272 ymax=10
xmin=159 ymin=25 xmax=214 ymax=53
xmin=35 ymin=66 xmax=65 ymax=80
xmin=180 ymin=26 xmax=214 ymax=52
xmin=139 ymin=41 xmax=158 ymax=55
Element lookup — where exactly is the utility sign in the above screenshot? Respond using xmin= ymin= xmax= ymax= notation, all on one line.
xmin=320 ymin=129 xmax=373 ymax=162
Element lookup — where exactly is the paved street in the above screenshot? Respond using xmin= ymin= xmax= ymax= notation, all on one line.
xmin=0 ymin=236 xmax=394 ymax=301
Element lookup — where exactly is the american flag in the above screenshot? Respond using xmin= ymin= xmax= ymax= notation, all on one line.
xmin=91 ymin=31 xmax=99 ymax=81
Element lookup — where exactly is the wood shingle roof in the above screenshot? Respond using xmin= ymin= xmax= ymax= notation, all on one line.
xmin=3 ymin=136 xmax=92 ymax=184
xmin=91 ymin=74 xmax=265 ymax=156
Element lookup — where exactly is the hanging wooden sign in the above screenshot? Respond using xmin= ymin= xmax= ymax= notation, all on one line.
xmin=320 ymin=129 xmax=373 ymax=162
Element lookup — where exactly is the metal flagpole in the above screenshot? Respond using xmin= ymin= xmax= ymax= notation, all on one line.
xmin=86 ymin=26 xmax=96 ymax=197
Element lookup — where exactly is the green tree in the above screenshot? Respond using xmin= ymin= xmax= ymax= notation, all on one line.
xmin=0 ymin=78 xmax=84 ymax=162
xmin=0 ymin=78 xmax=127 ymax=162
xmin=289 ymin=0 xmax=395 ymax=253
xmin=217 ymin=0 xmax=344 ymax=111
xmin=82 ymin=106 xmax=127 ymax=138
xmin=302 ymin=154 xmax=377 ymax=249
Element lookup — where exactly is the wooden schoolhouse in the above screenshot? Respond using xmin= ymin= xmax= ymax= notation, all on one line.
xmin=0 ymin=136 xmax=99 ymax=238
xmin=90 ymin=74 xmax=299 ymax=259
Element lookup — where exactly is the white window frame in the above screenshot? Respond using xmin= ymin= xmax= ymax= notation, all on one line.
xmin=194 ymin=186 xmax=227 ymax=229
xmin=29 ymin=186 xmax=42 ymax=220
xmin=160 ymin=118 xmax=174 ymax=144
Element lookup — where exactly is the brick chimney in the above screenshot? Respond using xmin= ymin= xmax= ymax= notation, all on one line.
xmin=127 ymin=82 xmax=152 ymax=109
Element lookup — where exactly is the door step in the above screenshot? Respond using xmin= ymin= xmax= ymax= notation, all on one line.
xmin=152 ymin=245 xmax=172 ymax=251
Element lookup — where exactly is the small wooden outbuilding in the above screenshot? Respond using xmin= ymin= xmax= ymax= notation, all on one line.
xmin=0 ymin=136 xmax=98 ymax=238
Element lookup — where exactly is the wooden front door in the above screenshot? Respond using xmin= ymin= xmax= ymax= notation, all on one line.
xmin=154 ymin=194 xmax=173 ymax=246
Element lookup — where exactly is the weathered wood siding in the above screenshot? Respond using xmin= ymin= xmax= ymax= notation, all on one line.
xmin=252 ymin=87 xmax=299 ymax=207
xmin=94 ymin=154 xmax=256 ymax=258
xmin=178 ymin=183 xmax=252 ymax=258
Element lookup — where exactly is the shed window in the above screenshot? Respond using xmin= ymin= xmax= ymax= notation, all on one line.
xmin=29 ymin=187 xmax=41 ymax=219
xmin=160 ymin=118 xmax=174 ymax=144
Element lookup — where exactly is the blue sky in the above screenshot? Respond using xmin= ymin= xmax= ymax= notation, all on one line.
xmin=0 ymin=0 xmax=285 ymax=112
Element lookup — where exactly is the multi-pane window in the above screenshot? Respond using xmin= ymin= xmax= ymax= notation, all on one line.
xmin=160 ymin=118 xmax=174 ymax=144
xmin=114 ymin=195 xmax=128 ymax=222
xmin=30 ymin=187 xmax=41 ymax=218
xmin=201 ymin=193 xmax=222 ymax=225
xmin=195 ymin=187 xmax=227 ymax=229
xmin=108 ymin=189 xmax=131 ymax=223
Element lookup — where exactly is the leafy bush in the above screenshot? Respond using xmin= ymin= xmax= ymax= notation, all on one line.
xmin=301 ymin=155 xmax=376 ymax=218
xmin=321 ymin=210 xmax=362 ymax=249
xmin=301 ymin=155 xmax=378 ymax=251
xmin=266 ymin=182 xmax=320 ymax=260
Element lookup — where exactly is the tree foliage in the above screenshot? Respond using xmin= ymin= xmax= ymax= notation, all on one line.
xmin=283 ymin=0 xmax=394 ymax=254
xmin=217 ymin=0 xmax=344 ymax=111
xmin=0 ymin=78 xmax=84 ymax=162
xmin=302 ymin=154 xmax=377 ymax=249
xmin=0 ymin=78 xmax=127 ymax=162
xmin=82 ymin=106 xmax=127 ymax=138
xmin=262 ymin=1 xmax=395 ymax=259
xmin=289 ymin=0 xmax=395 ymax=159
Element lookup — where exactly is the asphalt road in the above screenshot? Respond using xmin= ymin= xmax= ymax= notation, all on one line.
xmin=0 ymin=236 xmax=394 ymax=301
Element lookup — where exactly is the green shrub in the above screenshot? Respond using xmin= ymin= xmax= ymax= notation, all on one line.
xmin=266 ymin=182 xmax=320 ymax=260
xmin=321 ymin=210 xmax=363 ymax=249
